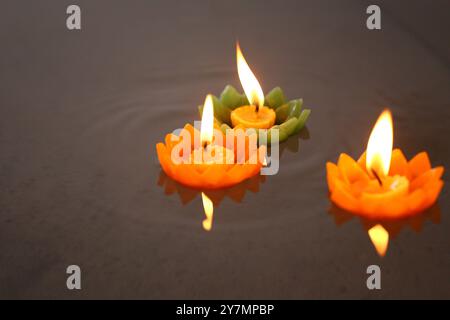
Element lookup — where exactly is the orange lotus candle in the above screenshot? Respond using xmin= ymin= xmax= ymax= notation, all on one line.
xmin=326 ymin=109 xmax=444 ymax=219
xmin=156 ymin=95 xmax=266 ymax=189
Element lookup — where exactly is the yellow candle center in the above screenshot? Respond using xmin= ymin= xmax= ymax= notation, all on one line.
xmin=230 ymin=105 xmax=276 ymax=129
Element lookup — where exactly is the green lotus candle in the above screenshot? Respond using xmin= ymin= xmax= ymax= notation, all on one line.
xmin=231 ymin=43 xmax=276 ymax=129
xmin=199 ymin=42 xmax=311 ymax=144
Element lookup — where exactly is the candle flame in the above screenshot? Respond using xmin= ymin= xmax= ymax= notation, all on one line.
xmin=201 ymin=192 xmax=214 ymax=231
xmin=368 ymin=224 xmax=389 ymax=257
xmin=366 ymin=110 xmax=393 ymax=178
xmin=200 ymin=94 xmax=214 ymax=145
xmin=236 ymin=42 xmax=264 ymax=108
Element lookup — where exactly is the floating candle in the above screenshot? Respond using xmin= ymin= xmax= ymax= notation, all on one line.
xmin=196 ymin=42 xmax=311 ymax=143
xmin=326 ymin=109 xmax=444 ymax=219
xmin=230 ymin=43 xmax=275 ymax=129
xmin=156 ymin=95 xmax=266 ymax=189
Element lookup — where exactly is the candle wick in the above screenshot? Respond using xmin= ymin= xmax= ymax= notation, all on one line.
xmin=255 ymin=104 xmax=259 ymax=113
xmin=202 ymin=141 xmax=208 ymax=150
xmin=372 ymin=169 xmax=383 ymax=186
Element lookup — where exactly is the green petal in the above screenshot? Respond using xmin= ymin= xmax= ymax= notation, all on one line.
xmin=294 ymin=109 xmax=311 ymax=133
xmin=240 ymin=94 xmax=249 ymax=106
xmin=267 ymin=125 xmax=288 ymax=144
xmin=212 ymin=95 xmax=232 ymax=124
xmin=275 ymin=103 xmax=290 ymax=124
xmin=287 ymin=99 xmax=303 ymax=120
xmin=220 ymin=85 xmax=243 ymax=110
xmin=265 ymin=87 xmax=285 ymax=109
xmin=267 ymin=126 xmax=277 ymax=145
xmin=278 ymin=126 xmax=289 ymax=142
xmin=279 ymin=117 xmax=298 ymax=136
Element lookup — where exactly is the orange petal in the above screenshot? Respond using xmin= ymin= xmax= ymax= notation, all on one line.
xmin=406 ymin=189 xmax=426 ymax=212
xmin=380 ymin=198 xmax=408 ymax=219
xmin=357 ymin=151 xmax=366 ymax=171
xmin=349 ymin=179 xmax=370 ymax=197
xmin=165 ymin=133 xmax=179 ymax=148
xmin=201 ymin=166 xmax=228 ymax=188
xmin=360 ymin=189 xmax=408 ymax=217
xmin=246 ymin=163 xmax=262 ymax=180
xmin=182 ymin=124 xmax=197 ymax=148
xmin=156 ymin=143 xmax=173 ymax=177
xmin=410 ymin=166 xmax=444 ymax=191
xmin=326 ymin=162 xmax=341 ymax=193
xmin=226 ymin=164 xmax=250 ymax=185
xmin=183 ymin=123 xmax=196 ymax=136
xmin=156 ymin=142 xmax=167 ymax=159
xmin=238 ymin=163 xmax=259 ymax=184
xmin=330 ymin=179 xmax=358 ymax=212
xmin=424 ymin=179 xmax=444 ymax=207
xmin=174 ymin=164 xmax=202 ymax=188
xmin=337 ymin=153 xmax=369 ymax=184
xmin=362 ymin=180 xmax=384 ymax=193
xmin=408 ymin=152 xmax=431 ymax=178
xmin=389 ymin=149 xmax=410 ymax=178
xmin=360 ymin=193 xmax=383 ymax=216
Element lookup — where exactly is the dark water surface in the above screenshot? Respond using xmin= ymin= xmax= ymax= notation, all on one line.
xmin=0 ymin=0 xmax=449 ymax=298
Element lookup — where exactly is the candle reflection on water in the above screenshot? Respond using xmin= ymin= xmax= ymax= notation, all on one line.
xmin=329 ymin=203 xmax=441 ymax=257
xmin=368 ymin=224 xmax=389 ymax=257
xmin=157 ymin=170 xmax=267 ymax=232
xmin=201 ymin=192 xmax=214 ymax=232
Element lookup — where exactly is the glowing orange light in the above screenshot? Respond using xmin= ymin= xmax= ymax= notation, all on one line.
xmin=368 ymin=224 xmax=389 ymax=257
xmin=366 ymin=110 xmax=393 ymax=178
xmin=201 ymin=192 xmax=214 ymax=231
xmin=236 ymin=42 xmax=264 ymax=109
